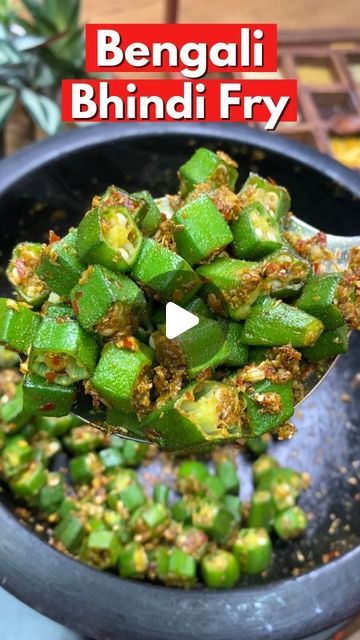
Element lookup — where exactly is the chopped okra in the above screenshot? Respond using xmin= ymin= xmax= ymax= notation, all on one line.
xmin=232 ymin=528 xmax=272 ymax=575
xmin=0 ymin=145 xmax=359 ymax=457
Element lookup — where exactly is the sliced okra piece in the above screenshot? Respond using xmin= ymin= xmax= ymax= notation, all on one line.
xmin=178 ymin=148 xmax=238 ymax=197
xmin=223 ymin=495 xmax=241 ymax=522
xmin=36 ymin=229 xmax=84 ymax=298
xmin=262 ymin=246 xmax=311 ymax=299
xmin=0 ymin=345 xmax=19 ymax=368
xmin=149 ymin=546 xmax=170 ymax=583
xmin=153 ymin=483 xmax=170 ymax=506
xmin=0 ymin=297 xmax=41 ymax=354
xmin=63 ymin=425 xmax=105 ymax=455
xmin=301 ymin=325 xmax=349 ymax=362
xmin=0 ymin=383 xmax=32 ymax=431
xmin=185 ymin=296 xmax=214 ymax=319
xmin=258 ymin=467 xmax=305 ymax=494
xmin=219 ymin=321 xmax=249 ymax=367
xmin=201 ymin=550 xmax=240 ymax=589
xmin=242 ymin=297 xmax=324 ymax=347
xmin=94 ymin=185 xmax=141 ymax=212
xmin=177 ymin=460 xmax=209 ymax=494
xmin=231 ymin=202 xmax=282 ymax=260
xmin=1 ymin=435 xmax=33 ymax=478
xmin=129 ymin=502 xmax=169 ymax=542
xmin=58 ymin=496 xmax=80 ymax=519
xmin=54 ymin=513 xmax=85 ymax=552
xmin=6 ymin=242 xmax=50 ymax=307
xmin=175 ymin=527 xmax=208 ymax=561
xmin=142 ymin=381 xmax=244 ymax=452
xmin=165 ymin=548 xmax=197 ymax=588
xmin=232 ymin=527 xmax=272 ymax=575
xmin=44 ymin=303 xmax=74 ymax=320
xmin=246 ymin=435 xmax=269 ymax=456
xmin=37 ymin=471 xmax=65 ymax=514
xmin=119 ymin=482 xmax=146 ymax=513
xmin=122 ymin=440 xmax=148 ymax=467
xmin=297 ymin=273 xmax=344 ymax=329
xmin=81 ymin=529 xmax=121 ymax=569
xmin=173 ymin=195 xmax=233 ymax=265
xmin=238 ymin=173 xmax=290 ymax=223
xmin=252 ymin=454 xmax=279 ymax=485
xmin=197 ymin=257 xmax=262 ymax=320
xmin=270 ymin=480 xmax=297 ymax=512
xmin=91 ymin=339 xmax=154 ymax=414
xmin=274 ymin=505 xmax=308 ymax=540
xmin=31 ymin=432 xmax=61 ymax=466
xmin=103 ymin=511 xmax=132 ymax=545
xmin=131 ymin=238 xmax=201 ymax=305
xmin=215 ymin=459 xmax=239 ymax=495
xmin=243 ymin=379 xmax=294 ymax=437
xmin=28 ymin=315 xmax=98 ymax=386
xmin=247 ymin=489 xmax=275 ymax=529
xmin=23 ymin=374 xmax=76 ymax=417
xmin=71 ymin=265 xmax=145 ymax=338
xmin=0 ymin=429 xmax=6 ymax=451
xmin=202 ymin=475 xmax=226 ymax=500
xmin=131 ymin=190 xmax=162 ymax=236
xmin=118 ymin=542 xmax=149 ymax=579
xmin=9 ymin=459 xmax=46 ymax=499
xmin=192 ymin=498 xmax=236 ymax=544
xmin=69 ymin=452 xmax=103 ymax=484
xmin=99 ymin=447 xmax=124 ymax=470
xmin=171 ymin=498 xmax=193 ymax=524
xmin=106 ymin=468 xmax=137 ymax=507
xmin=77 ymin=206 xmax=142 ymax=273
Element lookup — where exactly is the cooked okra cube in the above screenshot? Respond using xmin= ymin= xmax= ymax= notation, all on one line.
xmin=178 ymin=148 xmax=239 ymax=197
xmin=122 ymin=440 xmax=148 ymax=467
xmin=238 ymin=173 xmax=290 ymax=223
xmin=119 ymin=482 xmax=146 ymax=513
xmin=131 ymin=238 xmax=201 ymax=305
xmin=171 ymin=498 xmax=193 ymax=523
xmin=54 ymin=513 xmax=85 ymax=552
xmin=201 ymin=550 xmax=240 ymax=589
xmin=247 ymin=489 xmax=275 ymax=529
xmin=1 ymin=435 xmax=33 ymax=478
xmin=118 ymin=542 xmax=149 ymax=579
xmin=165 ymin=548 xmax=197 ymax=588
xmin=173 ymin=195 xmax=233 ymax=265
xmin=243 ymin=379 xmax=294 ymax=437
xmin=0 ymin=383 xmax=32 ymax=431
xmin=185 ymin=296 xmax=214 ymax=319
xmin=63 ymin=425 xmax=105 ymax=455
xmin=31 ymin=432 xmax=61 ymax=466
xmin=274 ymin=506 xmax=308 ymax=540
xmin=252 ymin=454 xmax=279 ymax=485
xmin=177 ymin=460 xmax=209 ymax=494
xmin=36 ymin=229 xmax=84 ymax=298
xmin=197 ymin=257 xmax=262 ymax=320
xmin=130 ymin=502 xmax=169 ymax=542
xmin=153 ymin=483 xmax=170 ymax=506
xmin=192 ymin=499 xmax=235 ymax=544
xmin=28 ymin=315 xmax=98 ymax=386
xmin=0 ymin=298 xmax=41 ymax=354
xmin=69 ymin=452 xmax=103 ymax=484
xmin=91 ymin=339 xmax=154 ymax=414
xmin=142 ymin=381 xmax=244 ymax=451
xmin=262 ymin=246 xmax=311 ymax=299
xmin=9 ymin=459 xmax=46 ymax=498
xmin=246 ymin=435 xmax=269 ymax=456
xmin=232 ymin=527 xmax=272 ymax=575
xmin=0 ymin=344 xmax=19 ymax=368
xmin=202 ymin=475 xmax=226 ymax=500
xmin=175 ymin=527 xmax=208 ymax=561
xmin=81 ymin=529 xmax=121 ymax=569
xmin=297 ymin=273 xmax=344 ymax=329
xmin=77 ymin=206 xmax=143 ymax=273
xmin=23 ymin=373 xmax=76 ymax=417
xmin=301 ymin=325 xmax=349 ymax=362
xmin=242 ymin=297 xmax=324 ymax=347
xmin=37 ymin=471 xmax=65 ymax=514
xmin=223 ymin=495 xmax=242 ymax=522
xmin=231 ymin=203 xmax=282 ymax=260
xmin=149 ymin=546 xmax=170 ymax=583
xmin=71 ymin=265 xmax=145 ymax=338
xmin=99 ymin=447 xmax=124 ymax=470
xmin=6 ymin=242 xmax=50 ymax=307
xmin=220 ymin=321 xmax=249 ymax=367
xmin=216 ymin=459 xmax=240 ymax=495
xmin=131 ymin=190 xmax=162 ymax=236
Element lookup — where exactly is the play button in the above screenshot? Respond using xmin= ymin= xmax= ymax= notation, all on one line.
xmin=165 ymin=302 xmax=199 ymax=339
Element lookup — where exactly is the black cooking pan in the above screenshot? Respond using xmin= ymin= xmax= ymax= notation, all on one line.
xmin=0 ymin=123 xmax=359 ymax=640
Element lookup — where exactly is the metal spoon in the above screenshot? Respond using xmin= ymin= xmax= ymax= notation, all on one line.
xmin=74 ymin=213 xmax=360 ymax=445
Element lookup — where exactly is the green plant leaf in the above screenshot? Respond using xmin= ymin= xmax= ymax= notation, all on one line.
xmin=0 ymin=86 xmax=17 ymax=129
xmin=20 ymin=88 xmax=60 ymax=135
xmin=20 ymin=0 xmax=56 ymax=34
xmin=13 ymin=34 xmax=49 ymax=51
xmin=0 ymin=40 xmax=23 ymax=65
xmin=44 ymin=0 xmax=80 ymax=31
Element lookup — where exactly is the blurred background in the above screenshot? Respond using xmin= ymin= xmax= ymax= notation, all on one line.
xmin=0 ymin=1 xmax=359 ymax=638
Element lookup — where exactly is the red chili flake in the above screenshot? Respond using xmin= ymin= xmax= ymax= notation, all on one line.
xmin=122 ymin=336 xmax=137 ymax=350
xmin=72 ymin=300 xmax=80 ymax=315
xmin=48 ymin=230 xmax=60 ymax=244
xmin=46 ymin=371 xmax=57 ymax=383
xmin=315 ymin=231 xmax=327 ymax=247
xmin=40 ymin=402 xmax=55 ymax=412
xmin=15 ymin=259 xmax=27 ymax=279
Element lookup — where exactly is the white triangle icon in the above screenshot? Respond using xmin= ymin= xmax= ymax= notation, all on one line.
xmin=165 ymin=302 xmax=199 ymax=339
